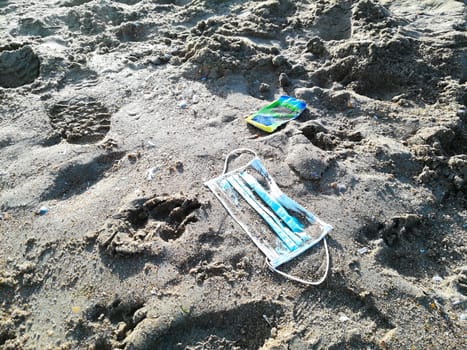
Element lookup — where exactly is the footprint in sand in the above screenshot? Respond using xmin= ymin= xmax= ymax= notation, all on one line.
xmin=47 ymin=96 xmax=112 ymax=144
xmin=95 ymin=194 xmax=202 ymax=256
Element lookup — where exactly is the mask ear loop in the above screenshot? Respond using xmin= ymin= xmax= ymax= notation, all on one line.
xmin=222 ymin=148 xmax=258 ymax=175
xmin=266 ymin=238 xmax=330 ymax=286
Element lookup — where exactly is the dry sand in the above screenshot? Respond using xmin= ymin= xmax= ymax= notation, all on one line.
xmin=0 ymin=0 xmax=466 ymax=349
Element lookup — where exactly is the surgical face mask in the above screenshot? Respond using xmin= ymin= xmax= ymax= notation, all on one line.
xmin=205 ymin=149 xmax=332 ymax=285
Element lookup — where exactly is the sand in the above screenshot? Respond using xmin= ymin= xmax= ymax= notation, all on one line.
xmin=0 ymin=0 xmax=466 ymax=349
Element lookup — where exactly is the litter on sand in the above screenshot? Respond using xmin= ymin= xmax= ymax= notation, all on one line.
xmin=146 ymin=167 xmax=158 ymax=180
xmin=245 ymin=95 xmax=306 ymax=133
xmin=358 ymin=247 xmax=369 ymax=255
xmin=205 ymin=148 xmax=332 ymax=285
xmin=37 ymin=206 xmax=49 ymax=216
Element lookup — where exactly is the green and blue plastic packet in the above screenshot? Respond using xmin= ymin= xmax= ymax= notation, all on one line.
xmin=245 ymin=95 xmax=306 ymax=133
xmin=205 ymin=149 xmax=332 ymax=285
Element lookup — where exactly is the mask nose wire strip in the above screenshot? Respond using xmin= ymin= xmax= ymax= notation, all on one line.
xmin=222 ymin=148 xmax=258 ymax=175
xmin=266 ymin=238 xmax=330 ymax=286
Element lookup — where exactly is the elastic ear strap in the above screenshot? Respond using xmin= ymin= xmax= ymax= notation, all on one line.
xmin=222 ymin=148 xmax=258 ymax=175
xmin=266 ymin=238 xmax=330 ymax=286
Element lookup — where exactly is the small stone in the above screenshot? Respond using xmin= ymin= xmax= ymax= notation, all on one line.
xmin=347 ymin=131 xmax=363 ymax=142
xmin=132 ymin=308 xmax=147 ymax=325
xmin=289 ymin=64 xmax=306 ymax=78
xmin=459 ymin=313 xmax=467 ymax=321
xmin=127 ymin=152 xmax=140 ymax=162
xmin=271 ymin=55 xmax=288 ymax=67
xmin=179 ymin=101 xmax=188 ymax=109
xmin=306 ymin=36 xmax=327 ymax=57
xmin=337 ymin=184 xmax=347 ymax=193
xmin=279 ymin=73 xmax=290 ymax=87
xmin=271 ymin=327 xmax=277 ymax=337
xmin=453 ymin=175 xmax=464 ymax=190
xmin=259 ymin=83 xmax=270 ymax=92
xmin=326 ymin=90 xmax=351 ymax=111
xmin=150 ymin=56 xmax=161 ymax=65
xmin=380 ymin=328 xmax=397 ymax=348
xmin=286 ymin=143 xmax=330 ymax=181
xmin=339 ymin=315 xmax=350 ymax=322
xmin=358 ymin=247 xmax=369 ymax=255
xmin=84 ymin=230 xmax=99 ymax=242
xmin=116 ymin=322 xmax=127 ymax=340
xmin=36 ymin=206 xmax=49 ymax=216
xmin=161 ymin=53 xmax=171 ymax=63
xmin=432 ymin=275 xmax=443 ymax=283
xmin=71 ymin=306 xmax=81 ymax=314
xmin=175 ymin=161 xmax=184 ymax=172
xmin=146 ymin=167 xmax=158 ymax=181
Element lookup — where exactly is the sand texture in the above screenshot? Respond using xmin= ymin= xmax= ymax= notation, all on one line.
xmin=0 ymin=0 xmax=466 ymax=349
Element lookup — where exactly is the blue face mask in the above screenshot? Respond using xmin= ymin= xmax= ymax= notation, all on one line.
xmin=205 ymin=149 xmax=332 ymax=285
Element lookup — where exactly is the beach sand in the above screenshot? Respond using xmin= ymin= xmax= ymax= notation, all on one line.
xmin=0 ymin=0 xmax=466 ymax=348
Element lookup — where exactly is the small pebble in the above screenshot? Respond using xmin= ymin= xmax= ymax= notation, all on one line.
xmin=259 ymin=83 xmax=270 ymax=92
xmin=175 ymin=161 xmax=184 ymax=172
xmin=37 ymin=207 xmax=49 ymax=216
xmin=330 ymin=182 xmax=347 ymax=193
xmin=432 ymin=275 xmax=443 ymax=283
xmin=358 ymin=247 xmax=369 ymax=255
xmin=272 ymin=55 xmax=287 ymax=67
xmin=337 ymin=183 xmax=347 ymax=192
xmin=127 ymin=151 xmax=141 ymax=161
xmin=146 ymin=167 xmax=158 ymax=181
xmin=271 ymin=327 xmax=277 ymax=337
xmin=339 ymin=315 xmax=350 ymax=322
xmin=116 ymin=322 xmax=127 ymax=338
xmin=262 ymin=314 xmax=272 ymax=326
xmin=179 ymin=101 xmax=188 ymax=109
xmin=278 ymin=73 xmax=290 ymax=87
xmin=459 ymin=313 xmax=467 ymax=321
